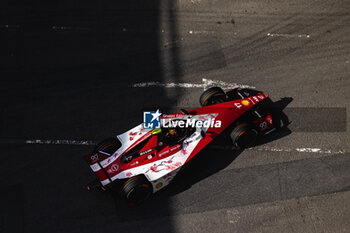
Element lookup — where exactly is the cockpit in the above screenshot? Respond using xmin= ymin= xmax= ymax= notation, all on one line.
xmin=120 ymin=124 xmax=196 ymax=163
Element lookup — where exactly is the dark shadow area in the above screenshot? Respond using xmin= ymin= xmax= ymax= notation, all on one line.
xmin=0 ymin=0 xmax=179 ymax=138
xmin=162 ymin=141 xmax=242 ymax=196
xmin=0 ymin=1 xmax=184 ymax=233
xmin=0 ymin=184 xmax=25 ymax=233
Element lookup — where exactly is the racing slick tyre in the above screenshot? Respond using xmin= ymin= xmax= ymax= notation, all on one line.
xmin=199 ymin=87 xmax=226 ymax=106
xmin=120 ymin=176 xmax=152 ymax=206
xmin=230 ymin=123 xmax=258 ymax=149
xmin=93 ymin=137 xmax=121 ymax=155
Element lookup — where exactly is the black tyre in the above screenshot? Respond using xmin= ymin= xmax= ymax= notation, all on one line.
xmin=93 ymin=137 xmax=121 ymax=155
xmin=199 ymin=87 xmax=226 ymax=107
xmin=120 ymin=176 xmax=152 ymax=206
xmin=230 ymin=123 xmax=258 ymax=149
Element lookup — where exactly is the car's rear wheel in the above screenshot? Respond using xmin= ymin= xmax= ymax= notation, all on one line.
xmin=93 ymin=137 xmax=121 ymax=155
xmin=230 ymin=123 xmax=258 ymax=149
xmin=199 ymin=87 xmax=226 ymax=106
xmin=120 ymin=176 xmax=152 ymax=206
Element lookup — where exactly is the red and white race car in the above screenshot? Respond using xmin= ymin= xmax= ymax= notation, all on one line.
xmin=84 ymin=87 xmax=277 ymax=205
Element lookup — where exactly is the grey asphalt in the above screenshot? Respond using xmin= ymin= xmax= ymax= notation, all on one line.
xmin=0 ymin=0 xmax=349 ymax=233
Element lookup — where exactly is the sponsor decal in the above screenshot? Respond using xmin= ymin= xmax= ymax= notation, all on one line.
xmin=235 ymin=103 xmax=243 ymax=109
xmin=156 ymin=182 xmax=163 ymax=189
xmin=158 ymin=145 xmax=181 ymax=157
xmin=170 ymin=144 xmax=181 ymax=151
xmin=242 ymin=100 xmax=250 ymax=106
xmin=107 ymin=164 xmax=119 ymax=173
xmin=235 ymin=95 xmax=266 ymax=109
xmin=159 ymin=149 xmax=169 ymax=157
xmin=139 ymin=148 xmax=153 ymax=156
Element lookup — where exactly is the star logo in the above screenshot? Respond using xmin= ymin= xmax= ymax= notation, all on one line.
xmin=143 ymin=109 xmax=162 ymax=129
xmin=150 ymin=109 xmax=162 ymax=122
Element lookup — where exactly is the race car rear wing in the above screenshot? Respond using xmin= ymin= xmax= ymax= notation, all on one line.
xmin=83 ymin=153 xmax=113 ymax=188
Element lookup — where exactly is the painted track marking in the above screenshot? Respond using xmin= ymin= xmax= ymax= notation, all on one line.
xmin=267 ymin=32 xmax=310 ymax=38
xmin=132 ymin=78 xmax=255 ymax=90
xmin=211 ymin=145 xmax=346 ymax=154
xmin=0 ymin=139 xmax=346 ymax=155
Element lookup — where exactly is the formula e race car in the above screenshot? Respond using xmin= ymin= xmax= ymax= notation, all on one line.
xmin=84 ymin=87 xmax=277 ymax=205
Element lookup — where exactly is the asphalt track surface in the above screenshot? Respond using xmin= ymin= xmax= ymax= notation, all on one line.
xmin=0 ymin=1 xmax=349 ymax=233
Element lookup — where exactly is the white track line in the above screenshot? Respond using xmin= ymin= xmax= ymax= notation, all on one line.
xmin=132 ymin=78 xmax=255 ymax=90
xmin=132 ymin=82 xmax=203 ymax=88
xmin=0 ymin=139 xmax=346 ymax=155
xmin=0 ymin=139 xmax=98 ymax=146
xmin=267 ymin=32 xmax=310 ymax=38
xmin=24 ymin=139 xmax=97 ymax=145
xmin=211 ymin=145 xmax=346 ymax=154
xmin=253 ymin=145 xmax=346 ymax=154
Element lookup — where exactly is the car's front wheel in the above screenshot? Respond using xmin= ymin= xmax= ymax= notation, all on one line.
xmin=199 ymin=87 xmax=226 ymax=106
